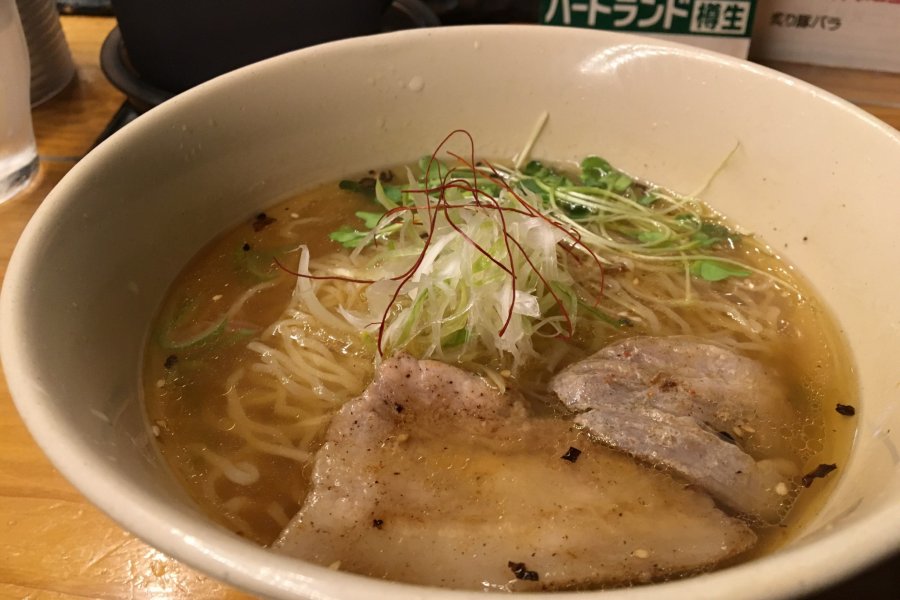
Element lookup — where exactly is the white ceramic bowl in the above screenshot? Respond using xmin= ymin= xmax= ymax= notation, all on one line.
xmin=2 ymin=25 xmax=899 ymax=600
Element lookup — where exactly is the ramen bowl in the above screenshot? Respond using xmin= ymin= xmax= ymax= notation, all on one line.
xmin=2 ymin=25 xmax=899 ymax=600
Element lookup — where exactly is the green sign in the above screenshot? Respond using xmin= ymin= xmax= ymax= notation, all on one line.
xmin=540 ymin=0 xmax=756 ymax=37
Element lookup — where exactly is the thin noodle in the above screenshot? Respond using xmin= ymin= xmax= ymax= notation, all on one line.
xmin=150 ymin=166 xmax=832 ymax=549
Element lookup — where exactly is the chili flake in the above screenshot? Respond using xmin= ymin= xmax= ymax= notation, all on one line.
xmin=561 ymin=447 xmax=582 ymax=463
xmin=835 ymin=404 xmax=856 ymax=416
xmin=801 ymin=463 xmax=837 ymax=487
xmin=508 ymin=561 xmax=539 ymax=581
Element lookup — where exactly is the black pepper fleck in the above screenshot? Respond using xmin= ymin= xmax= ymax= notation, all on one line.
xmin=163 ymin=354 xmax=178 ymax=369
xmin=394 ymin=403 xmax=404 ymax=413
xmin=561 ymin=447 xmax=582 ymax=463
xmin=835 ymin=403 xmax=856 ymax=416
xmin=508 ymin=561 xmax=539 ymax=581
xmin=252 ymin=212 xmax=277 ymax=232
xmin=242 ymin=242 xmax=251 ymax=251
xmin=372 ymin=519 xmax=384 ymax=529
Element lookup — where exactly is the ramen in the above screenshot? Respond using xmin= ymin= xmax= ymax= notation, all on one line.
xmin=143 ymin=131 xmax=856 ymax=590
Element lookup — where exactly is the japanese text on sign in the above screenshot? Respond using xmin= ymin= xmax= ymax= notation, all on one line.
xmin=770 ymin=12 xmax=841 ymax=31
xmin=541 ymin=0 xmax=755 ymax=36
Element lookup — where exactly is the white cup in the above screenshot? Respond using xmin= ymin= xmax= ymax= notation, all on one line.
xmin=0 ymin=0 xmax=39 ymax=204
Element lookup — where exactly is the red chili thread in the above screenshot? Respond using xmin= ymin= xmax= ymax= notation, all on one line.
xmin=481 ymin=158 xmax=606 ymax=304
xmin=505 ymin=235 xmax=574 ymax=339
xmin=273 ymin=256 xmax=377 ymax=284
xmin=444 ymin=148 xmax=521 ymax=334
xmin=276 ymin=129 xmax=606 ymax=355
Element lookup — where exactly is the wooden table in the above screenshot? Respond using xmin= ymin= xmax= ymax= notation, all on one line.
xmin=1 ymin=16 xmax=898 ymax=600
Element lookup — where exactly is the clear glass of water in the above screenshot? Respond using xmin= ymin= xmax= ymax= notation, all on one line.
xmin=0 ymin=0 xmax=39 ymax=204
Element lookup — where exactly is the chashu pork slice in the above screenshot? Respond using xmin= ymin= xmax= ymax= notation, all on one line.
xmin=274 ymin=354 xmax=755 ymax=591
xmin=550 ymin=336 xmax=799 ymax=523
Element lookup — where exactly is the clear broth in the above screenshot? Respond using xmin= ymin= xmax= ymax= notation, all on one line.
xmin=143 ymin=173 xmax=857 ymax=582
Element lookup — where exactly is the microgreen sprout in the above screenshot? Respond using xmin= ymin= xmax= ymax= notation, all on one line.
xmin=282 ymin=129 xmax=787 ymax=369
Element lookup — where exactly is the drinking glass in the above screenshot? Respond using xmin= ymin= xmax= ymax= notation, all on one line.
xmin=0 ymin=0 xmax=39 ymax=204
xmin=17 ymin=0 xmax=75 ymax=106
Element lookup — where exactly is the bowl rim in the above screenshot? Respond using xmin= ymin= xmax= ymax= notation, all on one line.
xmin=3 ymin=23 xmax=899 ymax=600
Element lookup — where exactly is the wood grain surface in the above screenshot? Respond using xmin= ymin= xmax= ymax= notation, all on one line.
xmin=0 ymin=15 xmax=897 ymax=600
xmin=0 ymin=16 xmax=254 ymax=600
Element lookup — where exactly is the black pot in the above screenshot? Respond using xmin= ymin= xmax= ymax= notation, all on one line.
xmin=110 ymin=0 xmax=394 ymax=93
